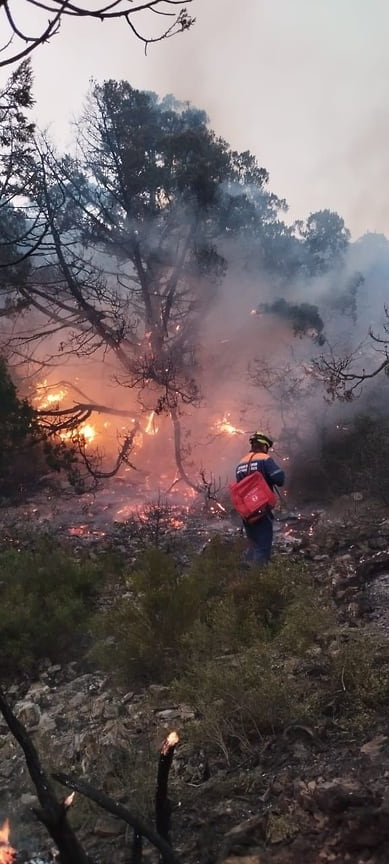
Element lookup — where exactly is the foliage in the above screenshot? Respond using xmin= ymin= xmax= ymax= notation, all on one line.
xmin=288 ymin=411 xmax=389 ymax=504
xmin=178 ymin=646 xmax=301 ymax=763
xmin=91 ymin=548 xmax=202 ymax=685
xmin=0 ymin=61 xmax=41 ymax=302
xmin=0 ymin=357 xmax=89 ymax=496
xmin=257 ymin=298 xmax=325 ymax=344
xmin=297 ymin=209 xmax=350 ymax=275
xmin=93 ymin=543 xmax=332 ymax=698
xmin=0 ymin=540 xmax=104 ymax=676
xmin=329 ymin=631 xmax=389 ymax=723
xmin=0 ymin=356 xmax=36 ymax=452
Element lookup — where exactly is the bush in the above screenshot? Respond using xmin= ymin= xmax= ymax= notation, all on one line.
xmin=92 ymin=548 xmax=204 ymax=685
xmin=0 ymin=540 xmax=104 ymax=676
xmin=288 ymin=411 xmax=389 ymax=503
xmin=93 ymin=543 xmax=332 ymax=693
xmin=174 ymin=645 xmax=307 ymax=764
xmin=329 ymin=631 xmax=389 ymax=717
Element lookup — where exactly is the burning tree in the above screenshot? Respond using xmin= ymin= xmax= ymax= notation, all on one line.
xmin=1 ymin=81 xmax=286 ymax=488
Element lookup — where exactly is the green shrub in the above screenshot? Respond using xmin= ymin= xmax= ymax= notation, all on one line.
xmin=92 ymin=548 xmax=205 ymax=685
xmin=175 ymin=645 xmax=305 ymax=764
xmin=93 ymin=545 xmax=329 ymax=693
xmin=329 ymin=631 xmax=389 ymax=715
xmin=0 ymin=540 xmax=104 ymax=675
xmin=288 ymin=411 xmax=389 ymax=503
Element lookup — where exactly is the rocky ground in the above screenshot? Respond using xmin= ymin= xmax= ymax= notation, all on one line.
xmin=1 ymin=487 xmax=389 ymax=864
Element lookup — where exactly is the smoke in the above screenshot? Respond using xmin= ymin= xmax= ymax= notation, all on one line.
xmin=3 ymin=86 xmax=389 ymax=501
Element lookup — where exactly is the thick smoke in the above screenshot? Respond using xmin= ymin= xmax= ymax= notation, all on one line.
xmin=2 ymin=85 xmax=389 ymax=502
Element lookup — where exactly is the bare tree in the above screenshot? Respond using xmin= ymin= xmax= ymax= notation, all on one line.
xmin=0 ymin=1 xmax=195 ymax=68
xmin=314 ymin=309 xmax=389 ymax=401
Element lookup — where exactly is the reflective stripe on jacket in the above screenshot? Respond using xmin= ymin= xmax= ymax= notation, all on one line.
xmin=235 ymin=451 xmax=285 ymax=489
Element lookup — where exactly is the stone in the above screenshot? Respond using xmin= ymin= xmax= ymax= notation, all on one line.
xmin=68 ymin=692 xmax=85 ymax=710
xmin=102 ymin=701 xmax=120 ymax=720
xmin=94 ymin=816 xmax=124 ymax=837
xmin=14 ymin=701 xmax=41 ymax=728
xmin=20 ymin=792 xmax=39 ymax=807
xmin=38 ymin=713 xmax=57 ymax=734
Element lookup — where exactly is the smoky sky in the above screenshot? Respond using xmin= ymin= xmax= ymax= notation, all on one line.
xmin=4 ymin=0 xmax=389 ymax=240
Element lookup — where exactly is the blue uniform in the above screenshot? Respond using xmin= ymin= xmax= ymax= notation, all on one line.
xmin=235 ymin=451 xmax=285 ymax=564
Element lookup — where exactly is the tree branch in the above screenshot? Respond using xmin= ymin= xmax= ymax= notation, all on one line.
xmin=53 ymin=772 xmax=182 ymax=864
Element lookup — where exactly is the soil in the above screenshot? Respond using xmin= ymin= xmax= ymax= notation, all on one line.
xmin=1 ymin=486 xmax=389 ymax=864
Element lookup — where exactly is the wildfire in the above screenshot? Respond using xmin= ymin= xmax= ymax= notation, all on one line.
xmin=213 ymin=414 xmax=244 ymax=436
xmin=60 ymin=423 xmax=97 ymax=445
xmin=0 ymin=820 xmax=16 ymax=864
xmin=34 ymin=380 xmax=68 ymax=409
xmin=145 ymin=410 xmax=159 ymax=436
xmin=77 ymin=423 xmax=96 ymax=444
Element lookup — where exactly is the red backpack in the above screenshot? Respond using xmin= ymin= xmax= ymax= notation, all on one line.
xmin=229 ymin=458 xmax=277 ymax=523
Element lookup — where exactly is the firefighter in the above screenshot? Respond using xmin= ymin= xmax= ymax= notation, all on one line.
xmin=236 ymin=431 xmax=285 ymax=565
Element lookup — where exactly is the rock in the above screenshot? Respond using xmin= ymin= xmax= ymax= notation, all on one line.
xmin=94 ymin=815 xmax=124 ymax=837
xmin=102 ymin=701 xmax=120 ymax=720
xmin=314 ymin=780 xmax=375 ymax=814
xmin=68 ymin=692 xmax=85 ymax=710
xmin=37 ymin=713 xmax=57 ymax=734
xmin=148 ymin=684 xmax=170 ymax=699
xmin=20 ymin=792 xmax=39 ymax=808
xmin=14 ymin=701 xmax=41 ymax=728
xmin=155 ymin=708 xmax=180 ymax=720
xmin=360 ymin=735 xmax=388 ymax=760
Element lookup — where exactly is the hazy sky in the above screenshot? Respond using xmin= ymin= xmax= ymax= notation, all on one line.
xmin=7 ymin=0 xmax=389 ymax=238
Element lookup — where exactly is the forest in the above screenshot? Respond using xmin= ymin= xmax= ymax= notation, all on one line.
xmin=1 ymin=55 xmax=389 ymax=864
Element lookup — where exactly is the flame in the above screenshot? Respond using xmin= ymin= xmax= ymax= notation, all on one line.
xmin=213 ymin=414 xmax=244 ymax=436
xmin=0 ymin=820 xmax=16 ymax=864
xmin=34 ymin=380 xmax=67 ymax=408
xmin=78 ymin=424 xmax=96 ymax=443
xmin=145 ymin=410 xmax=159 ymax=436
xmin=161 ymin=730 xmax=179 ymax=755
xmin=60 ymin=423 xmax=97 ymax=446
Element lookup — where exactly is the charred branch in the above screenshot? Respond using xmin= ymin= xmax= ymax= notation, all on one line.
xmin=53 ymin=771 xmax=182 ymax=864
xmin=155 ymin=731 xmax=179 ymax=858
xmin=0 ymin=688 xmax=92 ymax=864
xmin=131 ymin=831 xmax=143 ymax=864
xmin=73 ymin=427 xmax=139 ymax=486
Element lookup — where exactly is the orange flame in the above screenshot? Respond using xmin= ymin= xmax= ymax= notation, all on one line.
xmin=0 ymin=820 xmax=16 ymax=864
xmin=34 ymin=380 xmax=67 ymax=408
xmin=161 ymin=730 xmax=179 ymax=755
xmin=213 ymin=414 xmax=244 ymax=436
xmin=60 ymin=423 xmax=97 ymax=446
xmin=145 ymin=410 xmax=159 ymax=436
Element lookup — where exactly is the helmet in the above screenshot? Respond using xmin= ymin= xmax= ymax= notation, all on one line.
xmin=249 ymin=431 xmax=273 ymax=449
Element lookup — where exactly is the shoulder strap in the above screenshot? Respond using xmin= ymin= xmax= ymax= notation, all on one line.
xmin=247 ymin=454 xmax=255 ymax=474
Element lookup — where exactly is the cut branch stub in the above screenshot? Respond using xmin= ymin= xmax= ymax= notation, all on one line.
xmin=53 ymin=772 xmax=181 ymax=864
xmin=156 ymin=731 xmax=179 ymax=856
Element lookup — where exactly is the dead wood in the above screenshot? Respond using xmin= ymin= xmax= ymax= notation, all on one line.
xmin=131 ymin=831 xmax=143 ymax=864
xmin=156 ymin=732 xmax=179 ymax=860
xmin=0 ymin=688 xmax=92 ymax=864
xmin=53 ymin=772 xmax=182 ymax=864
